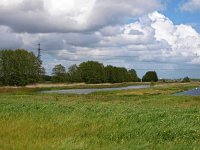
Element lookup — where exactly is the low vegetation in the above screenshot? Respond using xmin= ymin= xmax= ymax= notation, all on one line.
xmin=0 ymin=83 xmax=200 ymax=149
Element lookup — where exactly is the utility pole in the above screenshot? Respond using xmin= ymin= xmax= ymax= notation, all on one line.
xmin=37 ymin=43 xmax=41 ymax=59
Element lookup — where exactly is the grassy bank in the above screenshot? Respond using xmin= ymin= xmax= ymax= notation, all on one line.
xmin=0 ymin=82 xmax=148 ymax=94
xmin=0 ymin=83 xmax=200 ymax=149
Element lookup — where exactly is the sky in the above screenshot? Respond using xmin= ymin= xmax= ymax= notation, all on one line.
xmin=0 ymin=0 xmax=200 ymax=79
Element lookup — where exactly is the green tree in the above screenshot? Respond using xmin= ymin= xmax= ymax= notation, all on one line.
xmin=115 ymin=67 xmax=130 ymax=82
xmin=142 ymin=71 xmax=158 ymax=82
xmin=182 ymin=77 xmax=190 ymax=83
xmin=0 ymin=49 xmax=44 ymax=86
xmin=105 ymin=66 xmax=136 ymax=83
xmin=105 ymin=65 xmax=117 ymax=83
xmin=128 ymin=69 xmax=138 ymax=82
xmin=79 ymin=61 xmax=106 ymax=84
xmin=52 ymin=64 xmax=67 ymax=83
xmin=67 ymin=64 xmax=82 ymax=83
xmin=42 ymin=75 xmax=52 ymax=82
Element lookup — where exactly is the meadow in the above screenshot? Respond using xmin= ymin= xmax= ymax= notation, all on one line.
xmin=0 ymin=83 xmax=200 ymax=149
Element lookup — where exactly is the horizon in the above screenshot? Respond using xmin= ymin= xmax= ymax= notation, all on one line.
xmin=0 ymin=0 xmax=200 ymax=78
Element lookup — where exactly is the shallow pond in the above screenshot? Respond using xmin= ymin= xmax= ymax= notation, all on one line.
xmin=41 ymin=85 xmax=150 ymax=94
xmin=175 ymin=87 xmax=200 ymax=96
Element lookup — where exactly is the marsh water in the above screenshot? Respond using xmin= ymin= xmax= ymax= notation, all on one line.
xmin=175 ymin=87 xmax=200 ymax=96
xmin=42 ymin=85 xmax=150 ymax=94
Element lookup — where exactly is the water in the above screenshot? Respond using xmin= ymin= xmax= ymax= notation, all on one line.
xmin=42 ymin=85 xmax=149 ymax=94
xmin=175 ymin=87 xmax=200 ymax=96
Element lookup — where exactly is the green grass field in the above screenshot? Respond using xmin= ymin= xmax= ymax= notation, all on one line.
xmin=0 ymin=83 xmax=200 ymax=149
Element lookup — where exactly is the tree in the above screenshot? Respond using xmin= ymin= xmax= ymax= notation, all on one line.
xmin=0 ymin=49 xmax=44 ymax=86
xmin=52 ymin=64 xmax=67 ymax=83
xmin=128 ymin=69 xmax=138 ymax=82
xmin=67 ymin=64 xmax=82 ymax=83
xmin=182 ymin=77 xmax=190 ymax=83
xmin=142 ymin=71 xmax=158 ymax=82
xmin=105 ymin=66 xmax=136 ymax=83
xmin=42 ymin=75 xmax=52 ymax=82
xmin=78 ymin=61 xmax=106 ymax=84
xmin=115 ymin=67 xmax=130 ymax=82
xmin=105 ymin=65 xmax=117 ymax=83
xmin=50 ymin=61 xmax=140 ymax=84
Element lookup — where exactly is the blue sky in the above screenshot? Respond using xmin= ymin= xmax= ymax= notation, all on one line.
xmin=162 ymin=0 xmax=200 ymax=32
xmin=0 ymin=0 xmax=199 ymax=79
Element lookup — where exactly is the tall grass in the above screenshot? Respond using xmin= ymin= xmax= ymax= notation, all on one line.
xmin=0 ymin=83 xmax=200 ymax=149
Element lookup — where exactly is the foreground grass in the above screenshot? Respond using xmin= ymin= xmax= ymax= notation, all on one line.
xmin=0 ymin=83 xmax=200 ymax=149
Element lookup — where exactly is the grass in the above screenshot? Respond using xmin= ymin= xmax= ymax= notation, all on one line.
xmin=0 ymin=82 xmax=148 ymax=94
xmin=0 ymin=83 xmax=200 ymax=149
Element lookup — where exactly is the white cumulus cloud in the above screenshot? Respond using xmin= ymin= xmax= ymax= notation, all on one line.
xmin=149 ymin=12 xmax=200 ymax=64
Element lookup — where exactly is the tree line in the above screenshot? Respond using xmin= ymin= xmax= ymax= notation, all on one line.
xmin=0 ymin=49 xmax=159 ymax=86
xmin=52 ymin=61 xmax=158 ymax=84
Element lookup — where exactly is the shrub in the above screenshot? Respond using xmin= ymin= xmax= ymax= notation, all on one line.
xmin=142 ymin=71 xmax=158 ymax=82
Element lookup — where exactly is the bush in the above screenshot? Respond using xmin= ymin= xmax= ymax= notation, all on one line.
xmin=182 ymin=77 xmax=190 ymax=83
xmin=142 ymin=71 xmax=158 ymax=82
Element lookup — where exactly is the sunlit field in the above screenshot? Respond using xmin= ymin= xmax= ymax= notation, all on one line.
xmin=0 ymin=83 xmax=200 ymax=149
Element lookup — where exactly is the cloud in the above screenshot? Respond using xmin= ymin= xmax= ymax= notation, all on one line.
xmin=0 ymin=0 xmax=199 ymax=78
xmin=2 ymin=11 xmax=199 ymax=68
xmin=0 ymin=0 xmax=161 ymax=33
xmin=149 ymin=12 xmax=200 ymax=64
xmin=180 ymin=0 xmax=200 ymax=12
xmin=18 ymin=11 xmax=199 ymax=69
xmin=0 ymin=26 xmax=23 ymax=49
